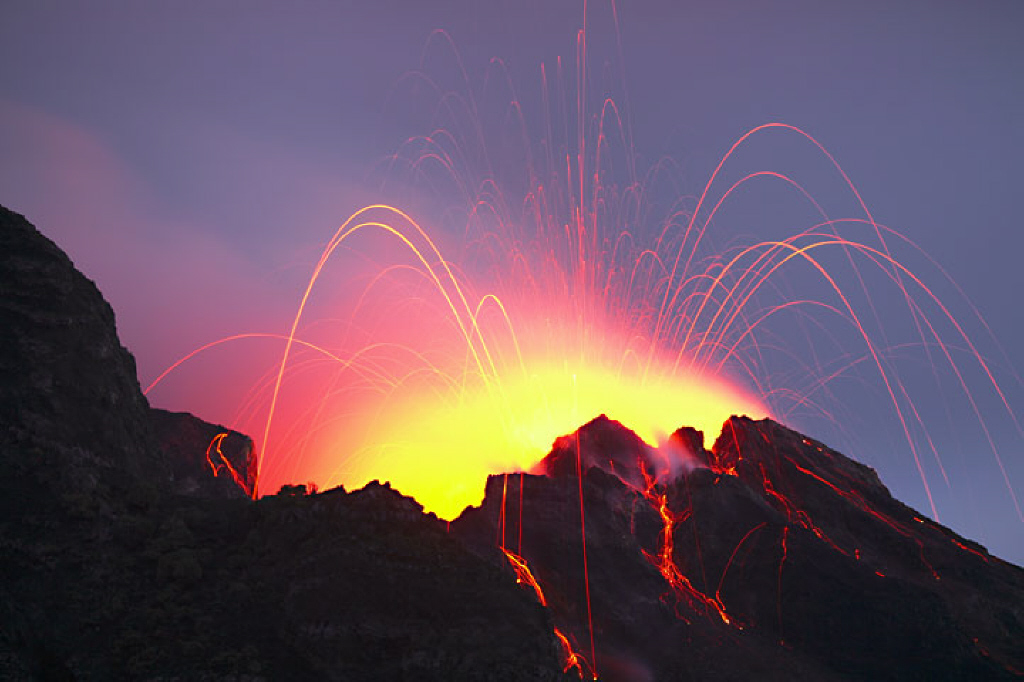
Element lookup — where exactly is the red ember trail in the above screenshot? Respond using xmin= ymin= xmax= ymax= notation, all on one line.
xmin=143 ymin=7 xmax=1021 ymax=673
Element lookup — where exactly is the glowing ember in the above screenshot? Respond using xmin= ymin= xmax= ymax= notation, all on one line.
xmin=501 ymin=548 xmax=548 ymax=606
xmin=156 ymin=197 xmax=769 ymax=518
xmin=204 ymin=432 xmax=248 ymax=493
xmin=554 ymin=626 xmax=594 ymax=679
xmin=502 ymin=548 xmax=596 ymax=679
xmin=144 ymin=5 xmax=1020 ymax=564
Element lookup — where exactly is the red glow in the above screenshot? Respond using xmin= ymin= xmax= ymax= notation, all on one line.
xmin=501 ymin=548 xmax=547 ymax=607
xmin=142 ymin=3 xmax=1023 ymax=609
xmin=637 ymin=464 xmax=731 ymax=626
xmin=574 ymin=430 xmax=599 ymax=673
xmin=554 ymin=627 xmax=594 ymax=679
xmin=153 ymin=201 xmax=768 ymax=517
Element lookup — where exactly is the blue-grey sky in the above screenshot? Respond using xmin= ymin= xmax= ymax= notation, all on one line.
xmin=1 ymin=1 xmax=1021 ymax=562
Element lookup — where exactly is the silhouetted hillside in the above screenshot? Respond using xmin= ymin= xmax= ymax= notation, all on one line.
xmin=1 ymin=204 xmax=1020 ymax=680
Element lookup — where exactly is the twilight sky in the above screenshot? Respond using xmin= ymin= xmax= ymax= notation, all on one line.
xmin=1 ymin=1 xmax=1021 ymax=562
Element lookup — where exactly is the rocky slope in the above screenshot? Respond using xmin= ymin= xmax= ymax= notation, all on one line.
xmin=0 ymin=205 xmax=569 ymax=681
xmin=0 ymin=206 xmax=159 ymax=511
xmin=453 ymin=415 xmax=1024 ymax=681
xmin=3 ymin=202 xmax=1020 ymax=680
xmin=150 ymin=407 xmax=257 ymax=500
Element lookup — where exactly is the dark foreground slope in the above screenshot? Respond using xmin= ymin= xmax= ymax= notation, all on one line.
xmin=453 ymin=415 xmax=1024 ymax=681
xmin=0 ymin=205 xmax=567 ymax=681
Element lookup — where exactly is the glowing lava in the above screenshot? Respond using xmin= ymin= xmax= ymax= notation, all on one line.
xmin=502 ymin=547 xmax=596 ymax=679
xmin=215 ymin=188 xmax=770 ymax=518
xmin=143 ymin=5 xmax=1020 ymax=566
xmin=311 ymin=357 xmax=765 ymax=519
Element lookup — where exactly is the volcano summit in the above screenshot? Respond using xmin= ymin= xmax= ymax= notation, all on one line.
xmin=455 ymin=414 xmax=1024 ymax=680
xmin=1 ymin=205 xmax=1022 ymax=680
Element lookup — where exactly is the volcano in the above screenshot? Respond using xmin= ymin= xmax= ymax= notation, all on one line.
xmin=1 ymin=204 xmax=1022 ymax=680
xmin=455 ymin=415 xmax=1024 ymax=680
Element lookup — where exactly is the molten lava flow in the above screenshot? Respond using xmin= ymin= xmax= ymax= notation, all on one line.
xmin=777 ymin=525 xmax=789 ymax=644
xmin=554 ymin=627 xmax=594 ymax=679
xmin=204 ymin=432 xmax=249 ymax=493
xmin=501 ymin=549 xmax=595 ymax=680
xmin=637 ymin=464 xmax=731 ymax=625
xmin=501 ymin=548 xmax=547 ymax=607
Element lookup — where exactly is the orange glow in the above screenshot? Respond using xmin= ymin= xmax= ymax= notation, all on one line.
xmin=307 ymin=354 xmax=765 ymax=519
xmin=222 ymin=201 xmax=767 ymax=517
xmin=205 ymin=432 xmax=250 ymax=494
xmin=554 ymin=627 xmax=593 ymax=679
xmin=241 ymin=199 xmax=763 ymax=518
xmin=502 ymin=549 xmax=595 ymax=678
xmin=501 ymin=548 xmax=548 ymax=606
xmin=143 ymin=118 xmax=1022 ymax=552
xmin=142 ymin=10 xmax=1024 ymax=585
xmin=638 ymin=470 xmax=732 ymax=626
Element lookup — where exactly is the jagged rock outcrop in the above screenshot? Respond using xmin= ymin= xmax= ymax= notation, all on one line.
xmin=707 ymin=416 xmax=1024 ymax=678
xmin=0 ymin=205 xmax=161 ymax=508
xmin=453 ymin=415 xmax=1024 ymax=681
xmin=150 ymin=408 xmax=257 ymax=499
xmin=537 ymin=414 xmax=656 ymax=488
xmin=258 ymin=482 xmax=565 ymax=681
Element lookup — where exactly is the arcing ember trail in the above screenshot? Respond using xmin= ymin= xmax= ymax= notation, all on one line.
xmin=144 ymin=57 xmax=1023 ymax=551
xmin=1 ymin=202 xmax=1022 ymax=679
xmin=132 ymin=7 xmax=1022 ymax=679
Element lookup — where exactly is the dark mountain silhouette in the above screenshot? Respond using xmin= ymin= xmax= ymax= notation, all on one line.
xmin=454 ymin=415 xmax=1024 ymax=680
xmin=1 ymin=203 xmax=1021 ymax=680
xmin=0 ymin=205 xmax=567 ymax=680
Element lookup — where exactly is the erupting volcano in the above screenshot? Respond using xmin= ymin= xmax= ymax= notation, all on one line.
xmin=2 ymin=1 xmax=1022 ymax=679
xmin=138 ymin=8 xmax=1024 ymax=668
xmin=134 ymin=7 xmax=1021 ymax=565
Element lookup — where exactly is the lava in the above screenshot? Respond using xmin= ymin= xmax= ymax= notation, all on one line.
xmin=636 ymin=463 xmax=731 ymax=626
xmin=145 ymin=0 xmax=1021 ymax=598
xmin=501 ymin=548 xmax=596 ymax=679
xmin=204 ymin=432 xmax=249 ymax=494
xmin=554 ymin=627 xmax=594 ymax=680
xmin=501 ymin=548 xmax=547 ymax=606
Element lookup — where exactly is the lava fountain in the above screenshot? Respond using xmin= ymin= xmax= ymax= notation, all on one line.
xmin=242 ymin=201 xmax=768 ymax=519
xmin=145 ymin=6 xmax=1019 ymax=540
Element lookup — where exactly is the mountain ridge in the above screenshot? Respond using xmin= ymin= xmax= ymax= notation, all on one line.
xmin=453 ymin=414 xmax=1024 ymax=680
xmin=1 ymin=203 xmax=1020 ymax=680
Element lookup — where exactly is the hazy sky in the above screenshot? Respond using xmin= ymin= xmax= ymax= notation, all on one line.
xmin=1 ymin=1 xmax=1021 ymax=562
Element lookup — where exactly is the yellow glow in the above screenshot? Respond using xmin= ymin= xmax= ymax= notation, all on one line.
xmin=313 ymin=357 xmax=766 ymax=519
xmin=237 ymin=206 xmax=770 ymax=516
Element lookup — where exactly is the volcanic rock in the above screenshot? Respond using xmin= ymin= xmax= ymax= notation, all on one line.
xmin=536 ymin=414 xmax=657 ymax=488
xmin=150 ymin=407 xmax=257 ymax=499
xmin=453 ymin=416 xmax=1024 ymax=681
xmin=0 ymin=205 xmax=161 ymax=510
xmin=3 ymin=202 xmax=1020 ymax=680
xmin=0 ymin=204 xmax=570 ymax=680
xmin=258 ymin=482 xmax=565 ymax=681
